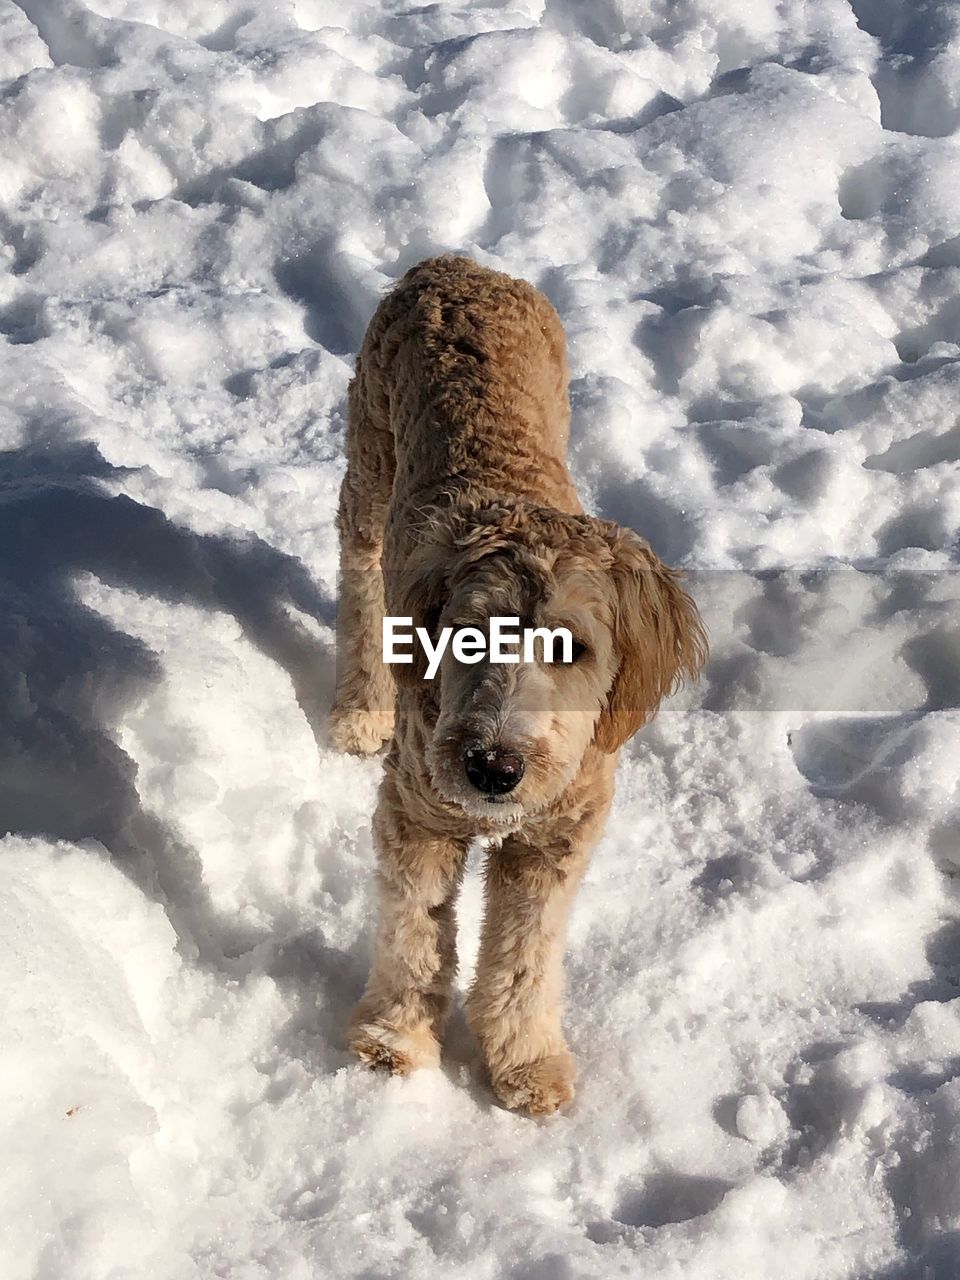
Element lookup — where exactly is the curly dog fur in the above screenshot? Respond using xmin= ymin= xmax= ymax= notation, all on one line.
xmin=331 ymin=256 xmax=706 ymax=1115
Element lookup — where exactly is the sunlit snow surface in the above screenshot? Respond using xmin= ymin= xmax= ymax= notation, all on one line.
xmin=1 ymin=1 xmax=959 ymax=1276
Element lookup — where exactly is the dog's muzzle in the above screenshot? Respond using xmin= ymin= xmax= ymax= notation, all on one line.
xmin=463 ymin=745 xmax=525 ymax=797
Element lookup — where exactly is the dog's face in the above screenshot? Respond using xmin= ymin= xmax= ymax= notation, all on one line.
xmin=393 ymin=505 xmax=706 ymax=826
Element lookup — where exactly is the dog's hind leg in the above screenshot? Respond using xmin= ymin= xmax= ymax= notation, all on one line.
xmin=329 ymin=357 xmax=397 ymax=755
xmin=348 ymin=778 xmax=468 ymax=1073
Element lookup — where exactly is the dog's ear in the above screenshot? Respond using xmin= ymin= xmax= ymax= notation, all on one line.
xmin=593 ymin=529 xmax=707 ymax=754
xmin=387 ymin=516 xmax=458 ymax=686
xmin=387 ymin=504 xmax=515 ymax=685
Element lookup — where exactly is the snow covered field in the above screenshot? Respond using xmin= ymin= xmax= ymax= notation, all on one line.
xmin=1 ymin=0 xmax=959 ymax=1275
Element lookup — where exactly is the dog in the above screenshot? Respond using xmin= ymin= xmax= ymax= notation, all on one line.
xmin=330 ymin=256 xmax=706 ymax=1115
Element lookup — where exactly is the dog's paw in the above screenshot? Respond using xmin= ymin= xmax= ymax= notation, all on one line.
xmin=348 ymin=1019 xmax=441 ymax=1075
xmin=491 ymin=1052 xmax=577 ymax=1116
xmin=329 ymin=706 xmax=394 ymax=755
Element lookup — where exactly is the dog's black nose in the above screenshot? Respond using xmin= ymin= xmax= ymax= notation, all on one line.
xmin=464 ymin=746 xmax=525 ymax=796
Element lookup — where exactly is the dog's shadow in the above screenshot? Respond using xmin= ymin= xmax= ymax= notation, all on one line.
xmin=0 ymin=434 xmax=362 ymax=1035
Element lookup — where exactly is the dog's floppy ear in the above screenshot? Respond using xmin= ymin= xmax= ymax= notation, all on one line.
xmin=593 ymin=528 xmax=707 ymax=754
xmin=387 ymin=513 xmax=459 ymax=686
xmin=387 ymin=503 xmax=514 ymax=685
xmin=388 ymin=549 xmax=447 ymax=686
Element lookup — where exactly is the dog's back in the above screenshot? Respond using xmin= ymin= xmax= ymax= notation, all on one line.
xmin=355 ymin=256 xmax=579 ymax=518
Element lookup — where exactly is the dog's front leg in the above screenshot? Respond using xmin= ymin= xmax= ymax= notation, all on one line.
xmin=348 ymin=786 xmax=467 ymax=1075
xmin=467 ymin=835 xmax=592 ymax=1116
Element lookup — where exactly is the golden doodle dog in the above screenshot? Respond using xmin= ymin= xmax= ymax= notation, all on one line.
xmin=330 ymin=256 xmax=706 ymax=1115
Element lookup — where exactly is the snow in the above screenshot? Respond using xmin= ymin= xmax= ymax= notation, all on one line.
xmin=0 ymin=0 xmax=958 ymax=1276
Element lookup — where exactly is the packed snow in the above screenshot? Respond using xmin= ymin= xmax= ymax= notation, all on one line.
xmin=1 ymin=0 xmax=959 ymax=1276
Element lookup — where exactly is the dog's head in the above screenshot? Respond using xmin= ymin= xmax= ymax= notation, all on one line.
xmin=391 ymin=502 xmax=706 ymax=825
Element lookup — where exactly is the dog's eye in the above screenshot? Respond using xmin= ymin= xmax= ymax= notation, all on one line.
xmin=566 ymin=640 xmax=588 ymax=663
